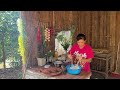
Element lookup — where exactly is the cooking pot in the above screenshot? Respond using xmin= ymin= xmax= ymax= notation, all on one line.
xmin=54 ymin=60 xmax=63 ymax=67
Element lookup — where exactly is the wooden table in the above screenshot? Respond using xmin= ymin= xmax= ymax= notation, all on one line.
xmin=25 ymin=67 xmax=92 ymax=79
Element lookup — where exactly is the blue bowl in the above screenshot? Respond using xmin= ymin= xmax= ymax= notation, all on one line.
xmin=66 ymin=64 xmax=82 ymax=75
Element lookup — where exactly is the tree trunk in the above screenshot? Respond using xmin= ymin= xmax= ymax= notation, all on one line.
xmin=1 ymin=32 xmax=6 ymax=69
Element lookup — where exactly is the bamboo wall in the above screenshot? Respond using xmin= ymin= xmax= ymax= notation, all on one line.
xmin=22 ymin=11 xmax=120 ymax=71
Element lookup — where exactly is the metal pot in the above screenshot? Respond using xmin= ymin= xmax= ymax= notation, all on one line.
xmin=54 ymin=61 xmax=63 ymax=67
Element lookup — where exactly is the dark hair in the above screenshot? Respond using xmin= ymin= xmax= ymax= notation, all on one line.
xmin=76 ymin=33 xmax=86 ymax=41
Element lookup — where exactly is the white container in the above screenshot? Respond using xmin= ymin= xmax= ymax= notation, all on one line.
xmin=37 ymin=58 xmax=46 ymax=66
xmin=44 ymin=65 xmax=50 ymax=68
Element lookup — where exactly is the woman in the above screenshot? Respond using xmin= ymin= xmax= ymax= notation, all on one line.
xmin=67 ymin=33 xmax=94 ymax=73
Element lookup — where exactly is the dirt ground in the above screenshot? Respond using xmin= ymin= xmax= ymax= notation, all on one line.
xmin=91 ymin=71 xmax=120 ymax=79
xmin=0 ymin=68 xmax=22 ymax=79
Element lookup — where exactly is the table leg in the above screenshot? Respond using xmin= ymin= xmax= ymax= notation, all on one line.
xmin=105 ymin=59 xmax=108 ymax=79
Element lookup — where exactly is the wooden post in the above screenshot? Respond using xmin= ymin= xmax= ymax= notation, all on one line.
xmin=109 ymin=11 xmax=116 ymax=72
xmin=114 ymin=11 xmax=120 ymax=74
xmin=91 ymin=11 xmax=99 ymax=48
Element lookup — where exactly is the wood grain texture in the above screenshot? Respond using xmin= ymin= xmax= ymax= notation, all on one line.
xmin=22 ymin=11 xmax=119 ymax=72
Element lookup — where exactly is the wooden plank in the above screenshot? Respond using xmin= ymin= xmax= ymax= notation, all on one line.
xmin=69 ymin=11 xmax=73 ymax=26
xmin=106 ymin=12 xmax=110 ymax=49
xmin=115 ymin=11 xmax=120 ymax=74
xmin=89 ymin=11 xmax=92 ymax=46
xmin=83 ymin=11 xmax=88 ymax=37
xmin=103 ymin=11 xmax=107 ymax=48
xmin=109 ymin=11 xmax=116 ymax=72
xmin=85 ymin=11 xmax=88 ymax=44
xmin=91 ymin=11 xmax=94 ymax=47
xmin=96 ymin=11 xmax=99 ymax=48
xmin=75 ymin=11 xmax=79 ymax=37
xmin=78 ymin=11 xmax=81 ymax=34
xmin=99 ymin=11 xmax=104 ymax=48
xmin=109 ymin=11 xmax=116 ymax=47
xmin=91 ymin=11 xmax=98 ymax=48
xmin=85 ymin=11 xmax=91 ymax=44
xmin=80 ymin=11 xmax=85 ymax=34
xmin=116 ymin=12 xmax=120 ymax=52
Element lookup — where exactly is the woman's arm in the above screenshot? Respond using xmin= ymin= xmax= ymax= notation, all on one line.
xmin=77 ymin=56 xmax=92 ymax=63
xmin=76 ymin=57 xmax=92 ymax=67
xmin=67 ymin=54 xmax=74 ymax=64
xmin=67 ymin=54 xmax=72 ymax=60
xmin=81 ymin=58 xmax=92 ymax=63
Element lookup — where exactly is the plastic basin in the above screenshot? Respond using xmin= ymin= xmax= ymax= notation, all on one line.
xmin=66 ymin=64 xmax=82 ymax=75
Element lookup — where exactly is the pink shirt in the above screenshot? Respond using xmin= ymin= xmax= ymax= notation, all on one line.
xmin=68 ymin=44 xmax=94 ymax=73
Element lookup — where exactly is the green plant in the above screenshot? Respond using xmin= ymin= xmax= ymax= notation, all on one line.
xmin=61 ymin=42 xmax=70 ymax=51
xmin=9 ymin=61 xmax=20 ymax=68
xmin=56 ymin=34 xmax=70 ymax=60
xmin=0 ymin=11 xmax=20 ymax=69
xmin=56 ymin=25 xmax=75 ymax=51
xmin=47 ymin=50 xmax=53 ymax=57
xmin=18 ymin=72 xmax=23 ymax=79
xmin=37 ymin=25 xmax=48 ymax=58
xmin=37 ymin=44 xmax=45 ymax=58
xmin=56 ymin=26 xmax=75 ymax=61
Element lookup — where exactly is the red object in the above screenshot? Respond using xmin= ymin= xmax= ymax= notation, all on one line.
xmin=68 ymin=44 xmax=94 ymax=73
xmin=49 ymin=27 xmax=54 ymax=36
xmin=39 ymin=67 xmax=62 ymax=77
xmin=111 ymin=72 xmax=120 ymax=77
xmin=37 ymin=26 xmax=42 ymax=44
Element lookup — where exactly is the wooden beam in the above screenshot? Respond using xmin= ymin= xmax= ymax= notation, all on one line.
xmin=109 ymin=11 xmax=116 ymax=72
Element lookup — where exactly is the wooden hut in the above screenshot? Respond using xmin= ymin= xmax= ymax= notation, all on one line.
xmin=21 ymin=11 xmax=120 ymax=76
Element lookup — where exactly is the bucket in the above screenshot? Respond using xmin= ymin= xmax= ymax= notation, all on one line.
xmin=37 ymin=58 xmax=46 ymax=66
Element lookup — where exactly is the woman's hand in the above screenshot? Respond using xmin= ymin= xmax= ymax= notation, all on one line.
xmin=76 ymin=55 xmax=82 ymax=61
xmin=68 ymin=54 xmax=73 ymax=60
xmin=76 ymin=56 xmax=82 ymax=66
xmin=77 ymin=57 xmax=86 ymax=67
xmin=80 ymin=61 xmax=86 ymax=67
xmin=68 ymin=54 xmax=74 ymax=63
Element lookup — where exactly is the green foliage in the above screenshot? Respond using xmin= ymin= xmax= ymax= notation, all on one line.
xmin=61 ymin=43 xmax=70 ymax=51
xmin=56 ymin=25 xmax=75 ymax=51
xmin=37 ymin=25 xmax=46 ymax=58
xmin=47 ymin=50 xmax=53 ymax=57
xmin=0 ymin=11 xmax=20 ymax=67
xmin=18 ymin=72 xmax=23 ymax=79
xmin=56 ymin=33 xmax=70 ymax=51
xmin=56 ymin=34 xmax=64 ymax=43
